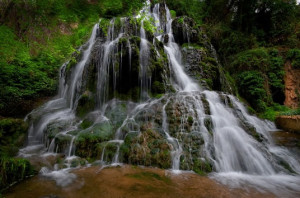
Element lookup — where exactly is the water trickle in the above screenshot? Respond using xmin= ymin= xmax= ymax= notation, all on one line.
xmin=68 ymin=136 xmax=76 ymax=157
xmin=68 ymin=24 xmax=98 ymax=109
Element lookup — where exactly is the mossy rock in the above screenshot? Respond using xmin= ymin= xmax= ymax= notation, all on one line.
xmin=192 ymin=158 xmax=213 ymax=175
xmin=80 ymin=119 xmax=93 ymax=129
xmin=54 ymin=135 xmax=72 ymax=154
xmin=0 ymin=157 xmax=35 ymax=190
xmin=105 ymin=102 xmax=128 ymax=128
xmin=100 ymin=142 xmax=119 ymax=163
xmin=201 ymin=95 xmax=211 ymax=115
xmin=76 ymin=91 xmax=95 ymax=118
xmin=75 ymin=122 xmax=114 ymax=159
xmin=45 ymin=120 xmax=72 ymax=140
xmin=126 ymin=128 xmax=172 ymax=169
xmin=172 ymin=16 xmax=200 ymax=45
xmin=204 ymin=116 xmax=213 ymax=134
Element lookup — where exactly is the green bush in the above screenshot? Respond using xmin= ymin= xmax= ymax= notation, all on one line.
xmin=280 ymin=108 xmax=300 ymax=116
xmin=237 ymin=71 xmax=267 ymax=112
xmin=287 ymin=49 xmax=300 ymax=69
xmin=260 ymin=104 xmax=290 ymax=121
xmin=165 ymin=0 xmax=204 ymax=24
xmin=230 ymin=48 xmax=270 ymax=72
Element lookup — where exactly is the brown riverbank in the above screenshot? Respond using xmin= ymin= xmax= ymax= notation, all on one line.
xmin=4 ymin=165 xmax=275 ymax=198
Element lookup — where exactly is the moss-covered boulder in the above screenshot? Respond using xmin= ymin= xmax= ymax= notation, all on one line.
xmin=121 ymin=128 xmax=171 ymax=169
xmin=75 ymin=122 xmax=114 ymax=160
xmin=76 ymin=91 xmax=95 ymax=118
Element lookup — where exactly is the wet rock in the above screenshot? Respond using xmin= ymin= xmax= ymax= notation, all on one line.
xmin=172 ymin=16 xmax=199 ymax=45
xmin=97 ymin=142 xmax=119 ymax=163
xmin=76 ymin=91 xmax=95 ymax=118
xmin=122 ymin=128 xmax=171 ymax=169
xmin=204 ymin=116 xmax=213 ymax=134
xmin=55 ymin=135 xmax=72 ymax=154
xmin=201 ymin=95 xmax=211 ymax=115
xmin=163 ymin=34 xmax=169 ymax=43
xmin=75 ymin=122 xmax=114 ymax=160
xmin=275 ymin=116 xmax=300 ymax=133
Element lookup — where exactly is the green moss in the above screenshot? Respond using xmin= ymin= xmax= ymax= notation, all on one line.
xmin=0 ymin=118 xmax=35 ymax=191
xmin=170 ymin=10 xmax=177 ymax=19
xmin=192 ymin=158 xmax=212 ymax=175
xmin=99 ymin=18 xmax=111 ymax=36
xmin=0 ymin=157 xmax=35 ymax=191
xmin=123 ymin=128 xmax=171 ymax=169
xmin=80 ymin=119 xmax=93 ymax=129
xmin=55 ymin=135 xmax=72 ymax=153
xmin=287 ymin=49 xmax=300 ymax=69
xmin=187 ymin=116 xmax=194 ymax=125
xmin=204 ymin=117 xmax=213 ymax=134
xmin=75 ymin=122 xmax=114 ymax=159
xmin=182 ymin=43 xmax=204 ymax=50
xmin=76 ymin=92 xmax=95 ymax=118
xmin=152 ymin=81 xmax=165 ymax=95
xmin=0 ymin=118 xmax=28 ymax=157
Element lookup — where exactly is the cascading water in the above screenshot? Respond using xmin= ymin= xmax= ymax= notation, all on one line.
xmin=19 ymin=0 xmax=300 ymax=195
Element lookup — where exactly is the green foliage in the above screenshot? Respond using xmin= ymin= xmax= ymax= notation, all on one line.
xmin=99 ymin=0 xmax=145 ymax=17
xmin=204 ymin=0 xmax=298 ymax=44
xmin=0 ymin=118 xmax=34 ymax=191
xmin=0 ymin=0 xmax=99 ymax=116
xmin=0 ymin=118 xmax=28 ymax=157
xmin=280 ymin=108 xmax=300 ymax=116
xmin=231 ymin=48 xmax=270 ymax=72
xmin=238 ymin=71 xmax=267 ymax=112
xmin=230 ymin=47 xmax=285 ymax=110
xmin=165 ymin=0 xmax=205 ymax=24
xmin=170 ymin=10 xmax=176 ymax=19
xmin=260 ymin=104 xmax=290 ymax=121
xmin=287 ymin=49 xmax=300 ymax=69
xmin=0 ymin=0 xmax=146 ymax=116
xmin=0 ymin=157 xmax=35 ymax=191
xmin=192 ymin=158 xmax=212 ymax=175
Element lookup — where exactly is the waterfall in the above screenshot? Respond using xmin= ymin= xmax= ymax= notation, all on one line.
xmin=68 ymin=24 xmax=98 ymax=109
xmin=20 ymin=0 xmax=300 ymax=195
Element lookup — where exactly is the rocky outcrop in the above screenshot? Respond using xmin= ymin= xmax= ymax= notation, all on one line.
xmin=172 ymin=17 xmax=200 ymax=45
xmin=275 ymin=116 xmax=300 ymax=133
xmin=284 ymin=61 xmax=300 ymax=109
xmin=171 ymin=16 xmax=234 ymax=93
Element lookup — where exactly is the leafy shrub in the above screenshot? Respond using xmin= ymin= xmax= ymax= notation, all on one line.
xmin=287 ymin=49 xmax=300 ymax=69
xmin=280 ymin=108 xmax=300 ymax=116
xmin=230 ymin=48 xmax=270 ymax=72
xmin=237 ymin=71 xmax=267 ymax=112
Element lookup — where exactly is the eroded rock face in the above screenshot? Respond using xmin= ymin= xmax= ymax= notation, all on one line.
xmin=284 ymin=62 xmax=300 ymax=109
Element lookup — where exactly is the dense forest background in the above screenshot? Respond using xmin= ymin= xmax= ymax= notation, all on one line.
xmin=0 ymin=0 xmax=300 ymax=190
